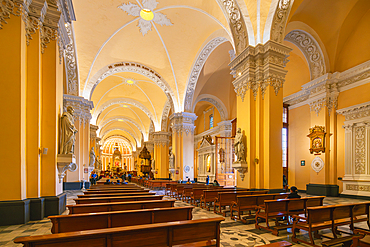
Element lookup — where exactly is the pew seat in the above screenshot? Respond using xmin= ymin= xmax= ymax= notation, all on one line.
xmin=74 ymin=195 xmax=164 ymax=204
xmin=68 ymin=199 xmax=176 ymax=214
xmin=14 ymin=218 xmax=225 ymax=247
xmin=77 ymin=192 xmax=155 ymax=198
xmin=49 ymin=206 xmax=194 ymax=233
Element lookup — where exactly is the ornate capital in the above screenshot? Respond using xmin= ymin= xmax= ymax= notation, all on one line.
xmin=230 ymin=41 xmax=292 ymax=101
xmin=63 ymin=94 xmax=94 ymax=124
xmin=0 ymin=0 xmax=21 ymax=30
xmin=170 ymin=112 xmax=197 ymax=136
xmin=153 ymin=131 xmax=170 ymax=146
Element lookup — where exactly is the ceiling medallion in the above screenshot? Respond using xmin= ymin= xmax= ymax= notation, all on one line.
xmin=118 ymin=0 xmax=173 ymax=36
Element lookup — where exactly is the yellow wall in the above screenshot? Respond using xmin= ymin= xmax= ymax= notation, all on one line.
xmin=194 ymin=105 xmax=221 ymax=135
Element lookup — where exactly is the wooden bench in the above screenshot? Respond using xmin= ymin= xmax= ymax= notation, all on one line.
xmin=49 ymin=206 xmax=194 ymax=233
xmin=181 ymin=185 xmax=211 ymax=203
xmin=352 ymin=229 xmax=370 ymax=247
xmin=77 ymin=192 xmax=156 ymax=198
xmin=230 ymin=193 xmax=296 ymax=221
xmin=14 ymin=217 xmax=225 ymax=247
xmin=200 ymin=188 xmax=243 ymax=211
xmin=190 ymin=187 xmax=218 ymax=206
xmin=255 ymin=197 xmax=325 ymax=236
xmin=88 ymin=187 xmax=143 ymax=191
xmin=74 ymin=195 xmax=164 ymax=204
xmin=292 ymin=202 xmax=370 ymax=247
xmin=68 ymin=199 xmax=176 ymax=214
xmin=84 ymin=189 xmax=149 ymax=194
xmin=213 ymin=190 xmax=252 ymax=216
xmin=147 ymin=180 xmax=177 ymax=190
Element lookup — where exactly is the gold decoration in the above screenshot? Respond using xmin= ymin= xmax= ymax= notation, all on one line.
xmin=307 ymin=125 xmax=326 ymax=154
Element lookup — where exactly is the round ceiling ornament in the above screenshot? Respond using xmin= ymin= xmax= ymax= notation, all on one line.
xmin=311 ymin=156 xmax=324 ymax=173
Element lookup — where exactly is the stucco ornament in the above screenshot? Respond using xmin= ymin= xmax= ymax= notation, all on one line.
xmin=60 ymin=106 xmax=78 ymax=154
xmin=311 ymin=156 xmax=324 ymax=173
xmin=118 ymin=0 xmax=172 ymax=36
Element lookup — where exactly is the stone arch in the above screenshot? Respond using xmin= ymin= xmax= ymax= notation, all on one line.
xmin=183 ymin=37 xmax=228 ymax=112
xmin=99 ymin=116 xmax=145 ymax=138
xmin=102 ymin=135 xmax=134 ymax=151
xmin=100 ymin=128 xmax=140 ymax=147
xmin=85 ymin=61 xmax=178 ymax=111
xmin=161 ymin=99 xmax=172 ymax=132
xmin=264 ymin=0 xmax=294 ymax=43
xmin=94 ymin=98 xmax=158 ymax=130
xmin=284 ymin=30 xmax=327 ymax=80
xmin=215 ymin=0 xmax=249 ymax=54
xmin=192 ymin=94 xmax=228 ymax=121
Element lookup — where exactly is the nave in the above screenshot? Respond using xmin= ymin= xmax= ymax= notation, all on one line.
xmin=1 ymin=183 xmax=369 ymax=247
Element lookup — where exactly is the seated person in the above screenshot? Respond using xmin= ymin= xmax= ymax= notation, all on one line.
xmin=104 ymin=179 xmax=111 ymax=185
xmin=116 ymin=180 xmax=121 ymax=185
xmin=287 ymin=186 xmax=301 ymax=198
xmin=186 ymin=178 xmax=191 ymax=184
xmin=213 ymin=179 xmax=220 ymax=186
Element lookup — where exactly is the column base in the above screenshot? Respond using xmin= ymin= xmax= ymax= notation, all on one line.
xmin=306 ymin=183 xmax=339 ymax=196
xmin=0 ymin=199 xmax=30 ymax=226
xmin=341 ymin=180 xmax=370 ymax=197
xmin=63 ymin=181 xmax=91 ymax=190
xmin=29 ymin=198 xmax=45 ymax=221
xmin=43 ymin=192 xmax=67 ymax=217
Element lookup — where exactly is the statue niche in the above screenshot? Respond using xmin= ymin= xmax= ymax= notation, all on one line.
xmin=60 ymin=106 xmax=78 ymax=154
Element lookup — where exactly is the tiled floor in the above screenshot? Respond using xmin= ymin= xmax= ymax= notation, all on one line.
xmin=0 ymin=189 xmax=368 ymax=246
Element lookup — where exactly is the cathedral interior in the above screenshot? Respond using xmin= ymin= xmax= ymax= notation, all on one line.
xmin=1 ymin=0 xmax=370 ymax=246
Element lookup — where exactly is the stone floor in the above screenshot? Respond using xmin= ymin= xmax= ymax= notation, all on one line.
xmin=0 ymin=189 xmax=368 ymax=246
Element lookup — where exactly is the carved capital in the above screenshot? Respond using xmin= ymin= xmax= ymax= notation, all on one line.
xmin=170 ymin=112 xmax=197 ymax=136
xmin=0 ymin=0 xmax=21 ymax=30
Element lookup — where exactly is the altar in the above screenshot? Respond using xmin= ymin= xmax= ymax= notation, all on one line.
xmin=197 ymin=135 xmax=215 ymax=183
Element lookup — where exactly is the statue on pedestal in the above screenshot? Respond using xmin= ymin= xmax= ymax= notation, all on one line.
xmin=234 ymin=128 xmax=246 ymax=162
xmin=60 ymin=106 xmax=78 ymax=154
xmin=89 ymin=147 xmax=96 ymax=167
xmin=95 ymin=156 xmax=102 ymax=170
xmin=169 ymin=147 xmax=175 ymax=169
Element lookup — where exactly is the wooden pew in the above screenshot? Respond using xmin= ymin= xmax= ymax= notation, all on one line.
xmin=14 ymin=218 xmax=225 ymax=247
xmin=181 ymin=185 xmax=212 ymax=203
xmin=77 ymin=192 xmax=156 ymax=198
xmin=213 ymin=190 xmax=252 ymax=216
xmin=199 ymin=188 xmax=240 ymax=211
xmin=49 ymin=206 xmax=194 ymax=233
xmin=74 ymin=195 xmax=164 ymax=204
xmin=351 ymin=229 xmax=370 ymax=247
xmin=292 ymin=202 xmax=370 ymax=247
xmin=147 ymin=180 xmax=177 ymax=190
xmin=68 ymin=199 xmax=176 ymax=214
xmin=255 ymin=197 xmax=325 ymax=236
xmin=84 ymin=189 xmax=149 ymax=194
xmin=89 ymin=185 xmax=140 ymax=189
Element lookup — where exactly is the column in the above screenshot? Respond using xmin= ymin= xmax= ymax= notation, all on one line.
xmin=229 ymin=41 xmax=291 ymax=190
xmin=153 ymin=132 xmax=171 ymax=178
xmin=170 ymin=112 xmax=197 ymax=180
xmin=0 ymin=3 xmax=28 ymax=225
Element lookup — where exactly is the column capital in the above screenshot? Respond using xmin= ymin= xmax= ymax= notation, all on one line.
xmin=169 ymin=112 xmax=198 ymax=135
xmin=217 ymin=120 xmax=232 ymax=137
xmin=144 ymin=141 xmax=154 ymax=153
xmin=63 ymin=94 xmax=93 ymax=125
xmin=229 ymin=40 xmax=292 ymax=101
xmin=153 ymin=131 xmax=170 ymax=146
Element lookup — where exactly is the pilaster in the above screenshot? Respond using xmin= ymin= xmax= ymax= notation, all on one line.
xmin=153 ymin=132 xmax=170 ymax=178
xmin=170 ymin=112 xmax=197 ymax=180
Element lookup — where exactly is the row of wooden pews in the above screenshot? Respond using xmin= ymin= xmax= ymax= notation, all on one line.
xmin=14 ymin=183 xmax=224 ymax=246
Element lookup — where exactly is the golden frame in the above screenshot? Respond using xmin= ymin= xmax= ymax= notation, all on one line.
xmin=307 ymin=125 xmax=326 ymax=154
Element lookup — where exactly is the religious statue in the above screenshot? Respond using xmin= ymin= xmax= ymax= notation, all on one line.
xmin=234 ymin=128 xmax=246 ymax=162
xmin=169 ymin=147 xmax=175 ymax=169
xmin=60 ymin=106 xmax=78 ymax=154
xmin=89 ymin=147 xmax=96 ymax=167
xmin=95 ymin=156 xmax=102 ymax=170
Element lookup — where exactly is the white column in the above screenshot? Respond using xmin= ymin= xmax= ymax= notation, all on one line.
xmin=344 ymin=124 xmax=353 ymax=177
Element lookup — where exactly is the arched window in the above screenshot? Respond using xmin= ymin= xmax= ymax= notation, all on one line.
xmin=209 ymin=114 xmax=214 ymax=129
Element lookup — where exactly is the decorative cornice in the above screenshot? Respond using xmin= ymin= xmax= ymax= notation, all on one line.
xmin=229 ymin=40 xmax=292 ymax=101
xmin=285 ymin=60 xmax=370 ymax=114
xmin=184 ymin=37 xmax=227 ymax=112
xmin=219 ymin=0 xmax=247 ymax=54
xmin=285 ymin=30 xmax=326 ymax=80
xmin=337 ymin=101 xmax=370 ymax=121
xmin=170 ymin=112 xmax=197 ymax=136
xmin=270 ymin=0 xmax=293 ymax=43
xmin=63 ymin=94 xmax=93 ymax=124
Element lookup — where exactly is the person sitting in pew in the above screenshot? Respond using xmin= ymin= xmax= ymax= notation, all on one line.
xmin=287 ymin=186 xmax=301 ymax=198
xmin=186 ymin=178 xmax=191 ymax=184
xmin=213 ymin=179 xmax=220 ymax=186
xmin=104 ymin=179 xmax=111 ymax=185
xmin=116 ymin=180 xmax=121 ymax=185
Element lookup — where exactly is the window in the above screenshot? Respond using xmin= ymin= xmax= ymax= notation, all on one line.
xmin=209 ymin=114 xmax=214 ymax=129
